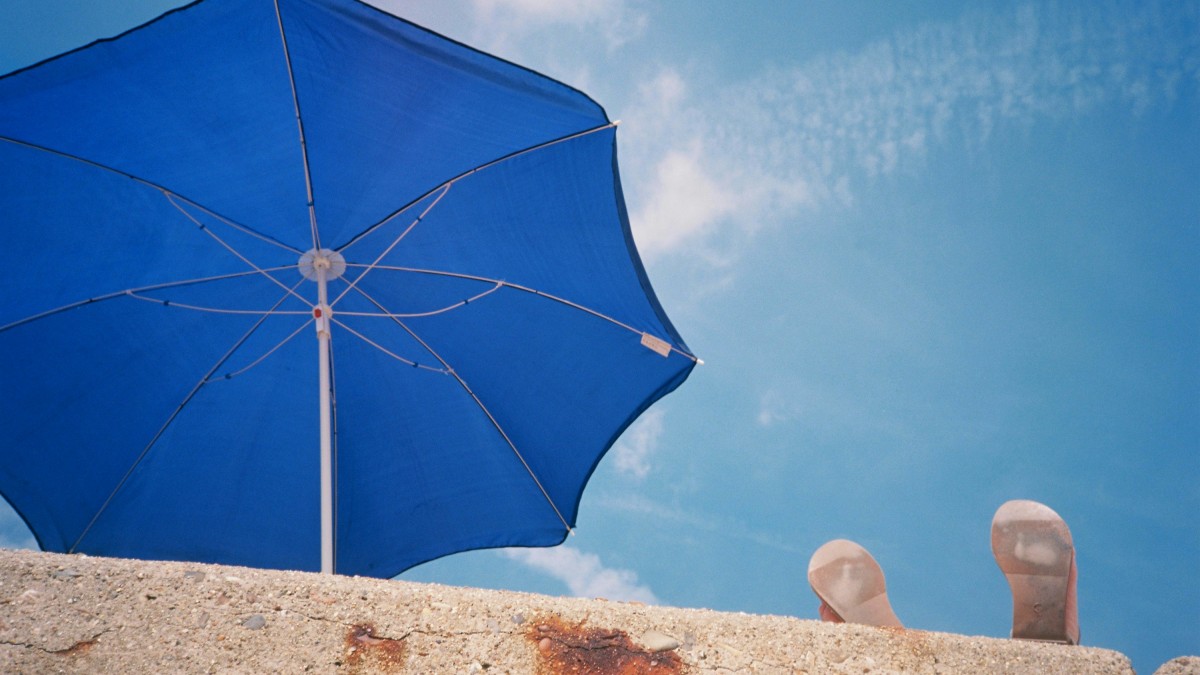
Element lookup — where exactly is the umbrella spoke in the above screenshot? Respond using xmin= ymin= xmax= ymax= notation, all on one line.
xmin=210 ymin=316 xmax=313 ymax=383
xmin=125 ymin=290 xmax=310 ymax=316
xmin=340 ymin=264 xmax=700 ymax=362
xmin=193 ymin=275 xmax=311 ymax=382
xmin=347 ymin=285 xmax=573 ymax=534
xmin=69 ymin=282 xmax=302 ymax=554
xmin=164 ymin=193 xmax=312 ymax=308
xmin=0 ymin=134 xmax=301 ymax=255
xmin=330 ymin=184 xmax=452 ymax=307
xmin=330 ymin=317 xmax=446 ymax=374
xmin=0 ymin=268 xmax=299 ymax=334
xmin=337 ymin=121 xmax=618 ymax=254
xmin=334 ymin=281 xmax=502 ymax=319
xmin=272 ymin=0 xmax=321 ymax=253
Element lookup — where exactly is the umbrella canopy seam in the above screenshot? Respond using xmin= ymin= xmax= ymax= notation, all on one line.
xmin=332 ymin=184 xmax=453 ymax=307
xmin=350 ymin=284 xmax=573 ymax=533
xmin=68 ymin=282 xmax=303 ymax=554
xmin=0 ymin=134 xmax=301 ymax=255
xmin=124 ymin=290 xmax=310 ymax=316
xmin=330 ymin=317 xmax=448 ymax=373
xmin=118 ymin=272 xmax=312 ymax=380
xmin=336 ymin=122 xmax=618 ymax=255
xmin=336 ymin=281 xmax=504 ymax=319
xmin=164 ymin=193 xmax=313 ymax=307
xmin=272 ymin=0 xmax=322 ymax=252
xmin=0 ymin=268 xmax=296 ymax=334
xmin=340 ymin=264 xmax=700 ymax=362
xmin=212 ymin=315 xmax=314 ymax=383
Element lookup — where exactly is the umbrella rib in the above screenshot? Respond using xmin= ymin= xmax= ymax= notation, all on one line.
xmin=349 ymin=285 xmax=574 ymax=533
xmin=337 ymin=121 xmax=618 ymax=254
xmin=124 ymin=273 xmax=309 ymax=328
xmin=343 ymin=264 xmax=700 ymax=362
xmin=273 ymin=0 xmax=322 ymax=252
xmin=211 ymin=316 xmax=313 ymax=382
xmin=330 ymin=317 xmax=447 ymax=373
xmin=0 ymin=134 xmax=302 ymax=255
xmin=164 ymin=193 xmax=312 ymax=308
xmin=69 ymin=283 xmax=300 ymax=554
xmin=124 ymin=290 xmax=311 ymax=316
xmin=330 ymin=184 xmax=453 ymax=307
xmin=0 ymin=267 xmax=298 ymax=335
xmin=335 ymin=282 xmax=503 ymax=319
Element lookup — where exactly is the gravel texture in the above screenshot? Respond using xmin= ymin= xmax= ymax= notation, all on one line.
xmin=1154 ymin=657 xmax=1200 ymax=675
xmin=0 ymin=548 xmax=1149 ymax=673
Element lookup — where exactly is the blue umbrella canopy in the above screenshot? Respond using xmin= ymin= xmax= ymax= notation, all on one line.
xmin=0 ymin=0 xmax=695 ymax=577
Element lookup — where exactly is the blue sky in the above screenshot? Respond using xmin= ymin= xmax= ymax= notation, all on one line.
xmin=2 ymin=1 xmax=1196 ymax=671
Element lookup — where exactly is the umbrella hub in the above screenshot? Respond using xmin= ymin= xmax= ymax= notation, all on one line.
xmin=298 ymin=248 xmax=346 ymax=281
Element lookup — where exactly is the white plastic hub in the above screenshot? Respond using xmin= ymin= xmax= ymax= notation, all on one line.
xmin=298 ymin=248 xmax=346 ymax=281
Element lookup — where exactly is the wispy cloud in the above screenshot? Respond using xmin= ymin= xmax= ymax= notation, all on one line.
xmin=756 ymin=389 xmax=795 ymax=428
xmin=611 ymin=408 xmax=665 ymax=479
xmin=379 ymin=1 xmax=1197 ymax=266
xmin=618 ymin=1 xmax=1200 ymax=262
xmin=502 ymin=546 xmax=658 ymax=603
xmin=628 ymin=141 xmax=739 ymax=260
xmin=468 ymin=0 xmax=647 ymax=52
xmin=593 ymin=493 xmax=809 ymax=556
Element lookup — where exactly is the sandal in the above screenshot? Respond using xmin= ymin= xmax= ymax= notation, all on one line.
xmin=808 ymin=539 xmax=903 ymax=627
xmin=991 ymin=500 xmax=1080 ymax=645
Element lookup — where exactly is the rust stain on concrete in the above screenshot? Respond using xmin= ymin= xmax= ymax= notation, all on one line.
xmin=54 ymin=638 xmax=97 ymax=656
xmin=343 ymin=623 xmax=406 ymax=672
xmin=526 ymin=615 xmax=684 ymax=674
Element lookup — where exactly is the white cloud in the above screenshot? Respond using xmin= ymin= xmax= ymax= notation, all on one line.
xmin=619 ymin=67 xmax=813 ymax=263
xmin=472 ymin=0 xmax=615 ymax=25
xmin=502 ymin=546 xmax=658 ymax=603
xmin=616 ymin=1 xmax=1199 ymax=263
xmin=469 ymin=0 xmax=646 ymax=52
xmin=629 ymin=142 xmax=738 ymax=260
xmin=756 ymin=390 xmax=793 ymax=427
xmin=594 ymin=493 xmax=809 ymax=556
xmin=634 ymin=68 xmax=686 ymax=119
xmin=611 ymin=408 xmax=664 ymax=479
xmin=381 ymin=1 xmax=1197 ymax=281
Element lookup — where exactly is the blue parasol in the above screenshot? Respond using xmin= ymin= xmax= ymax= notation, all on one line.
xmin=0 ymin=0 xmax=696 ymax=577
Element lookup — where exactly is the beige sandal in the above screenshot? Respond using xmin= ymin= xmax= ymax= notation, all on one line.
xmin=808 ymin=539 xmax=903 ymax=628
xmin=991 ymin=500 xmax=1080 ymax=645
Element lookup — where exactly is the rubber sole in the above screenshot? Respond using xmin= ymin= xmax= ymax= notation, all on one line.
xmin=991 ymin=500 xmax=1079 ymax=644
xmin=808 ymin=539 xmax=903 ymax=628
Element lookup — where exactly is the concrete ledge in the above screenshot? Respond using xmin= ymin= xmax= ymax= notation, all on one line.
xmin=0 ymin=548 xmax=1135 ymax=673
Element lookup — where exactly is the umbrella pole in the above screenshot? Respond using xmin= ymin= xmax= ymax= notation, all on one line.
xmin=316 ymin=263 xmax=334 ymax=574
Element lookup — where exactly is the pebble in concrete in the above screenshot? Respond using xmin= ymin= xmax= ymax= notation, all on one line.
xmin=641 ymin=629 xmax=682 ymax=652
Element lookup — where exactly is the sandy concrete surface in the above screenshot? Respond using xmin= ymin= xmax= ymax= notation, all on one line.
xmin=1154 ymin=657 xmax=1200 ymax=675
xmin=0 ymin=548 xmax=1149 ymax=673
